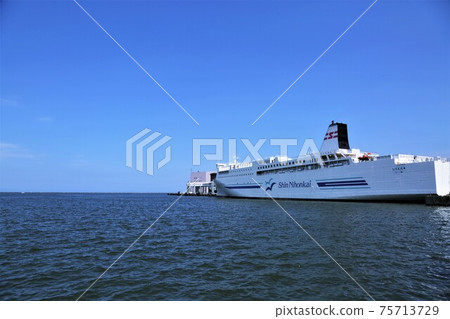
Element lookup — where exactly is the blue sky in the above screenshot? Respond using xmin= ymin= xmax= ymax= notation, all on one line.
xmin=1 ymin=0 xmax=449 ymax=192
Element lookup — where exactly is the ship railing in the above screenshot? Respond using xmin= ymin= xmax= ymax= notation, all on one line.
xmin=217 ymin=162 xmax=253 ymax=171
xmin=377 ymin=155 xmax=392 ymax=160
xmin=256 ymin=151 xmax=344 ymax=167
xmin=255 ymin=153 xmax=352 ymax=175
xmin=376 ymin=154 xmax=448 ymax=163
xmin=391 ymin=154 xmax=443 ymax=164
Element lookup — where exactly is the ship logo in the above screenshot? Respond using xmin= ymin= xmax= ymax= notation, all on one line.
xmin=265 ymin=179 xmax=276 ymax=191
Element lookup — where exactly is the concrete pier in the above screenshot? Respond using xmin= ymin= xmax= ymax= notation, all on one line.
xmin=425 ymin=194 xmax=450 ymax=206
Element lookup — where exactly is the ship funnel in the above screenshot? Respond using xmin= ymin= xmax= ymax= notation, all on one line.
xmin=320 ymin=121 xmax=350 ymax=152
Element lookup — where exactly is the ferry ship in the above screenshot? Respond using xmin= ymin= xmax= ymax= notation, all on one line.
xmin=214 ymin=121 xmax=450 ymax=202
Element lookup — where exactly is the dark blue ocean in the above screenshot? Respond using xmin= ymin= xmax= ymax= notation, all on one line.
xmin=0 ymin=193 xmax=449 ymax=300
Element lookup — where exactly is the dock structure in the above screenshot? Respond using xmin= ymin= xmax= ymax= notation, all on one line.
xmin=425 ymin=194 xmax=450 ymax=206
xmin=186 ymin=171 xmax=217 ymax=195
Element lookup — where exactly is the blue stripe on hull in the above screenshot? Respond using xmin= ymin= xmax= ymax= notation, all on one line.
xmin=319 ymin=186 xmax=371 ymax=190
xmin=317 ymin=179 xmax=368 ymax=187
xmin=225 ymin=185 xmax=260 ymax=189
xmin=316 ymin=177 xmax=364 ymax=181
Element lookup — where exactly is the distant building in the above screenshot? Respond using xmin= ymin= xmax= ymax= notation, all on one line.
xmin=186 ymin=171 xmax=217 ymax=195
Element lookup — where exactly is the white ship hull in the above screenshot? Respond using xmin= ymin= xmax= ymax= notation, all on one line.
xmin=215 ymin=158 xmax=450 ymax=202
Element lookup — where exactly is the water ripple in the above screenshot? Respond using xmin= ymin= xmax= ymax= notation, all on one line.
xmin=0 ymin=193 xmax=449 ymax=300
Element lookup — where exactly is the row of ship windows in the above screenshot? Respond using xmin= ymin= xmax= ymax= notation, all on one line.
xmin=218 ymin=167 xmax=252 ymax=175
xmin=218 ymin=156 xmax=348 ymax=175
xmin=218 ymin=171 xmax=254 ymax=176
xmin=256 ymin=160 xmax=350 ymax=175
xmin=257 ymin=154 xmax=345 ymax=170
xmin=218 ymin=173 xmax=254 ymax=177
xmin=257 ymin=159 xmax=318 ymax=170
xmin=219 ymin=167 xmax=252 ymax=176
xmin=257 ymin=164 xmax=321 ymax=175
